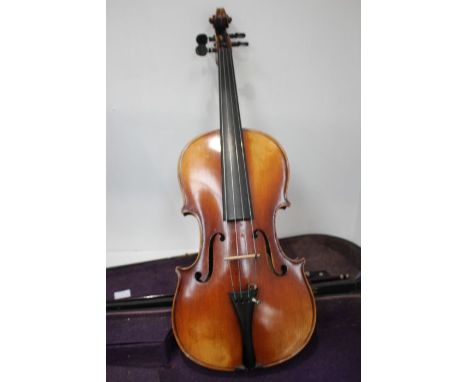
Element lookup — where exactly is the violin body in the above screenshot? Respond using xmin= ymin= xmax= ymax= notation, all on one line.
xmin=172 ymin=129 xmax=316 ymax=370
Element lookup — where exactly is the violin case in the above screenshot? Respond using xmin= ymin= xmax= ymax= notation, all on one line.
xmin=106 ymin=234 xmax=361 ymax=381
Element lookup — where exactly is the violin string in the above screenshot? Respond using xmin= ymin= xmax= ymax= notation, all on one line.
xmin=227 ymin=47 xmax=259 ymax=290
xmin=221 ymin=44 xmax=243 ymax=296
xmin=225 ymin=42 xmax=250 ymax=298
xmin=218 ymin=42 xmax=237 ymax=298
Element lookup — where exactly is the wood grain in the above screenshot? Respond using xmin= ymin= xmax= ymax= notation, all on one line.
xmin=172 ymin=129 xmax=316 ymax=371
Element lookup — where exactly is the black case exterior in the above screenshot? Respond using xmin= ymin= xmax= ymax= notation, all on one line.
xmin=107 ymin=234 xmax=361 ymax=381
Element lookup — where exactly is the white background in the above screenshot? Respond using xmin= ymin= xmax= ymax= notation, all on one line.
xmin=1 ymin=1 xmax=468 ymax=381
xmin=107 ymin=0 xmax=361 ymax=266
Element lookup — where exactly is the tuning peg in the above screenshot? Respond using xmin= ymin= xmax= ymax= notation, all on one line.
xmin=195 ymin=34 xmax=208 ymax=56
xmin=196 ymin=34 xmax=216 ymax=44
xmin=195 ymin=34 xmax=217 ymax=56
xmin=195 ymin=45 xmax=217 ymax=56
xmin=196 ymin=34 xmax=208 ymax=45
xmin=195 ymin=44 xmax=208 ymax=56
xmin=230 ymin=33 xmax=246 ymax=39
xmin=231 ymin=41 xmax=249 ymax=47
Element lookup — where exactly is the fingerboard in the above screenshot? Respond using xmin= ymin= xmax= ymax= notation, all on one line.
xmin=217 ymin=45 xmax=253 ymax=222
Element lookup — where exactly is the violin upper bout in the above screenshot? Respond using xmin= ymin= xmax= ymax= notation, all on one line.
xmin=177 ymin=130 xmax=223 ymax=217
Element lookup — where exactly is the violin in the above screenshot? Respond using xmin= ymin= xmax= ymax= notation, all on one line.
xmin=172 ymin=8 xmax=316 ymax=371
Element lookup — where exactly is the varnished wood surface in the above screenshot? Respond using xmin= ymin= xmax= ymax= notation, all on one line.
xmin=172 ymin=129 xmax=316 ymax=371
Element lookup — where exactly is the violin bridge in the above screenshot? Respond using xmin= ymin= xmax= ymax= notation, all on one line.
xmin=224 ymin=253 xmax=260 ymax=261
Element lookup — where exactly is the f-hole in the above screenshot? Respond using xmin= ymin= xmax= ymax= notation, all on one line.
xmin=195 ymin=232 xmax=225 ymax=282
xmin=254 ymin=229 xmax=287 ymax=277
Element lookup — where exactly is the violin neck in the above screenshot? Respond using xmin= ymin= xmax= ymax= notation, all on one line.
xmin=217 ymin=45 xmax=253 ymax=222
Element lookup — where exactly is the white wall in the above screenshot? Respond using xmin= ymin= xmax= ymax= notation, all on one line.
xmin=107 ymin=0 xmax=360 ymax=267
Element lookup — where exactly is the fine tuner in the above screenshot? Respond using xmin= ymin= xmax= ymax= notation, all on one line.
xmin=195 ymin=33 xmax=248 ymax=56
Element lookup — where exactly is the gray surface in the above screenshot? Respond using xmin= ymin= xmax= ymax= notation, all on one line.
xmin=107 ymin=0 xmax=361 ymax=265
